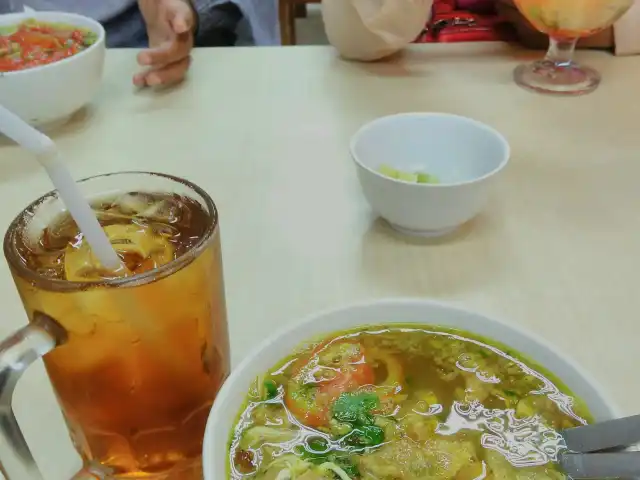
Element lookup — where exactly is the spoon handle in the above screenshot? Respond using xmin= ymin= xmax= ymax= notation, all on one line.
xmin=560 ymin=452 xmax=640 ymax=479
xmin=562 ymin=414 xmax=640 ymax=453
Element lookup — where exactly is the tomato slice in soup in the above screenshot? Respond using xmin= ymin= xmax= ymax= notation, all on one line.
xmin=285 ymin=339 xmax=374 ymax=427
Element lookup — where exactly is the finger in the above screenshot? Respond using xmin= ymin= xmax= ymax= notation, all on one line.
xmin=140 ymin=55 xmax=192 ymax=87
xmin=167 ymin=0 xmax=195 ymax=34
xmin=137 ymin=32 xmax=192 ymax=67
xmin=133 ymin=71 xmax=147 ymax=87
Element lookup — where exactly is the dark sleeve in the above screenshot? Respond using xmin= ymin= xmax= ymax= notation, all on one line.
xmin=190 ymin=0 xmax=244 ymax=46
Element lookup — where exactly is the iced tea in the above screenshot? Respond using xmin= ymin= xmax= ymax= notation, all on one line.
xmin=5 ymin=174 xmax=229 ymax=479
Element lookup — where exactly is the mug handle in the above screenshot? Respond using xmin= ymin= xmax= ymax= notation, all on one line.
xmin=0 ymin=312 xmax=67 ymax=480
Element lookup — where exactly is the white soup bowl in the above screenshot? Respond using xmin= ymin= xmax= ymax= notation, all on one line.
xmin=202 ymin=298 xmax=618 ymax=480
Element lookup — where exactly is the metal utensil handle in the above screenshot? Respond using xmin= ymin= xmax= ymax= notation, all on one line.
xmin=563 ymin=414 xmax=640 ymax=453
xmin=561 ymin=452 xmax=640 ymax=479
xmin=0 ymin=313 xmax=66 ymax=480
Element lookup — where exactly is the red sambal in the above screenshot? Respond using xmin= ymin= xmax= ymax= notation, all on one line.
xmin=0 ymin=20 xmax=97 ymax=73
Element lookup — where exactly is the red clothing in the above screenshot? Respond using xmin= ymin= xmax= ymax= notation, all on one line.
xmin=415 ymin=0 xmax=516 ymax=43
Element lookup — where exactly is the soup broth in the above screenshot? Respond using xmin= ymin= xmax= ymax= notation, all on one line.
xmin=228 ymin=326 xmax=593 ymax=480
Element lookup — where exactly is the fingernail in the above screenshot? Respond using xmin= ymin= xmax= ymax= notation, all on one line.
xmin=133 ymin=74 xmax=145 ymax=86
xmin=147 ymin=74 xmax=161 ymax=86
xmin=139 ymin=53 xmax=151 ymax=65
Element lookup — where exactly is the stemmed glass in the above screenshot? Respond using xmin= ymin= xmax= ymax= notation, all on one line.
xmin=512 ymin=0 xmax=635 ymax=95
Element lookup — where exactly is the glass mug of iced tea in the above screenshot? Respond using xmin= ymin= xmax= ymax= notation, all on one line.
xmin=0 ymin=172 xmax=230 ymax=479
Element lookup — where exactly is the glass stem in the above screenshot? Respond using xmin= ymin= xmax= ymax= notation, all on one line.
xmin=544 ymin=36 xmax=578 ymax=67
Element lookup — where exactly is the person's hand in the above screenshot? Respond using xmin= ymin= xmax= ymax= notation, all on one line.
xmin=135 ymin=0 xmax=197 ymax=87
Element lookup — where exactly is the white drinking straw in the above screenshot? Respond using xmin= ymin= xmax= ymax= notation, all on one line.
xmin=0 ymin=104 xmax=122 ymax=271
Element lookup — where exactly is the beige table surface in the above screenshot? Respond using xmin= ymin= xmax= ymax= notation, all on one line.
xmin=0 ymin=43 xmax=639 ymax=479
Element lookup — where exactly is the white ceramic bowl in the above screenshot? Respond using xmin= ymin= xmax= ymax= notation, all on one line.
xmin=0 ymin=12 xmax=105 ymax=127
xmin=203 ymin=298 xmax=619 ymax=480
xmin=351 ymin=113 xmax=510 ymax=237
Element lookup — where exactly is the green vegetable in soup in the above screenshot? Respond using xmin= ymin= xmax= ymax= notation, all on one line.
xmin=343 ymin=425 xmax=384 ymax=448
xmin=332 ymin=392 xmax=379 ymax=427
xmin=228 ymin=326 xmax=594 ymax=480
xmin=306 ymin=436 xmax=330 ymax=452
xmin=332 ymin=392 xmax=384 ymax=447
xmin=265 ymin=379 xmax=280 ymax=400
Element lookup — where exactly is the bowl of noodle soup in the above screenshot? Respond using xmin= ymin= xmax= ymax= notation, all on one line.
xmin=203 ymin=299 xmax=618 ymax=480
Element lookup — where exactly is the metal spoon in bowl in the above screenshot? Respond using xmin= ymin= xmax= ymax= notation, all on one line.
xmin=560 ymin=414 xmax=640 ymax=478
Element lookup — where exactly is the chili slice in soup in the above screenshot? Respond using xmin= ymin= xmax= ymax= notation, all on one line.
xmin=0 ymin=19 xmax=98 ymax=72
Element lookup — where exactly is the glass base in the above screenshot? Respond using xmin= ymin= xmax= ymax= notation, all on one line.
xmin=514 ymin=59 xmax=601 ymax=96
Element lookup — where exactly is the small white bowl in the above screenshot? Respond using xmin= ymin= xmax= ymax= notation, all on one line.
xmin=351 ymin=113 xmax=510 ymax=237
xmin=202 ymin=299 xmax=619 ymax=480
xmin=0 ymin=12 xmax=106 ymax=128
